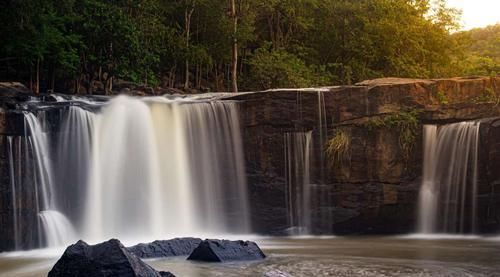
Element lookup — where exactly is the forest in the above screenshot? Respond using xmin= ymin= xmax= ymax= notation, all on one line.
xmin=0 ymin=0 xmax=498 ymax=94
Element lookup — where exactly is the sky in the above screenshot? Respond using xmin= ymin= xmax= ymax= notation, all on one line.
xmin=446 ymin=0 xmax=500 ymax=30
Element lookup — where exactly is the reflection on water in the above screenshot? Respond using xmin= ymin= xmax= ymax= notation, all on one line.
xmin=1 ymin=237 xmax=500 ymax=277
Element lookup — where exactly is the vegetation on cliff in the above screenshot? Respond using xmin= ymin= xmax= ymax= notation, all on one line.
xmin=0 ymin=0 xmax=497 ymax=94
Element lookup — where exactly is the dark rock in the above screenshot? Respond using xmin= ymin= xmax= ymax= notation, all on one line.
xmin=127 ymin=238 xmax=202 ymax=259
xmin=156 ymin=87 xmax=186 ymax=95
xmin=187 ymin=239 xmax=266 ymax=262
xmin=0 ymin=82 xmax=31 ymax=96
xmin=48 ymin=239 xmax=175 ymax=277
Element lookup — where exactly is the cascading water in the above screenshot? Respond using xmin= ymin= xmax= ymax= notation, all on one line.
xmin=8 ymin=95 xmax=250 ymax=248
xmin=23 ymin=112 xmax=77 ymax=248
xmin=284 ymin=131 xmax=313 ymax=235
xmin=418 ymin=122 xmax=480 ymax=234
xmin=7 ymin=137 xmax=20 ymax=249
xmin=84 ymin=96 xmax=249 ymax=241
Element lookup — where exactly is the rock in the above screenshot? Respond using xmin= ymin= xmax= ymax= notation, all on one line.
xmin=155 ymin=87 xmax=186 ymax=95
xmin=0 ymin=82 xmax=31 ymax=96
xmin=127 ymin=238 xmax=202 ymax=259
xmin=187 ymin=239 xmax=266 ymax=262
xmin=48 ymin=239 xmax=175 ymax=277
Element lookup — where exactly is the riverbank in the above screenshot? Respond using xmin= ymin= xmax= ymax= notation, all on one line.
xmin=1 ymin=236 xmax=500 ymax=276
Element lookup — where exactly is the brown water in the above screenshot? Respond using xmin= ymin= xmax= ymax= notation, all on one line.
xmin=1 ymin=236 xmax=500 ymax=277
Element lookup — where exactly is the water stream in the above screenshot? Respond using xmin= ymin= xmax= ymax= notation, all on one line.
xmin=418 ymin=122 xmax=480 ymax=234
xmin=284 ymin=131 xmax=313 ymax=235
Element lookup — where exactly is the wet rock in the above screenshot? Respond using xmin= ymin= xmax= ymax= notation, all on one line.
xmin=48 ymin=239 xmax=175 ymax=277
xmin=127 ymin=238 xmax=202 ymax=258
xmin=187 ymin=239 xmax=266 ymax=262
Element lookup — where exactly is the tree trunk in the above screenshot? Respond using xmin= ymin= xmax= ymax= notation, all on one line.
xmin=51 ymin=66 xmax=55 ymax=92
xmin=184 ymin=5 xmax=195 ymax=90
xmin=230 ymin=0 xmax=238 ymax=92
xmin=36 ymin=58 xmax=40 ymax=94
xmin=29 ymin=66 xmax=33 ymax=92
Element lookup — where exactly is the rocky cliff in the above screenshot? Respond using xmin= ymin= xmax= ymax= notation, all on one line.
xmin=0 ymin=77 xmax=499 ymax=251
xmin=229 ymin=76 xmax=500 ymax=234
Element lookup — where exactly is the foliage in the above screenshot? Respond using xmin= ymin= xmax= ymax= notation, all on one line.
xmin=0 ymin=0 xmax=495 ymax=93
xmin=246 ymin=46 xmax=331 ymax=89
xmin=454 ymin=24 xmax=500 ymax=76
xmin=325 ymin=129 xmax=351 ymax=168
xmin=437 ymin=91 xmax=449 ymax=105
xmin=365 ymin=110 xmax=420 ymax=162
xmin=472 ymin=87 xmax=500 ymax=105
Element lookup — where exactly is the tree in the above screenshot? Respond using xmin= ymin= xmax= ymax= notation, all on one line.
xmin=229 ymin=0 xmax=238 ymax=92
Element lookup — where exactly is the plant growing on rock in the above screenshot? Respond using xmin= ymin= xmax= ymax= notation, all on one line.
xmin=473 ymin=87 xmax=499 ymax=105
xmin=437 ymin=90 xmax=449 ymax=105
xmin=364 ymin=110 xmax=420 ymax=164
xmin=325 ymin=129 xmax=351 ymax=168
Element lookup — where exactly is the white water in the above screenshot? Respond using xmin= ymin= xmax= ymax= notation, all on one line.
xmin=38 ymin=211 xmax=77 ymax=247
xmin=9 ymin=95 xmax=250 ymax=249
xmin=6 ymin=137 xmax=20 ymax=249
xmin=284 ymin=131 xmax=313 ymax=235
xmin=418 ymin=122 xmax=480 ymax=234
xmin=84 ymin=96 xmax=249 ymax=241
xmin=23 ymin=113 xmax=77 ymax=248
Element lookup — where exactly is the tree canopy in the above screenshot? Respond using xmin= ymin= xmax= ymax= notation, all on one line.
xmin=0 ymin=0 xmax=496 ymax=93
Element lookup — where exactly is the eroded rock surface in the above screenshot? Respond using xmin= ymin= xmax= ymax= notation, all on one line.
xmin=127 ymin=238 xmax=202 ymax=259
xmin=187 ymin=239 xmax=266 ymax=262
xmin=48 ymin=239 xmax=175 ymax=277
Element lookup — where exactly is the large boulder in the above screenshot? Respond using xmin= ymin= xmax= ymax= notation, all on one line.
xmin=187 ymin=239 xmax=266 ymax=262
xmin=127 ymin=238 xmax=202 ymax=259
xmin=48 ymin=239 xmax=175 ymax=277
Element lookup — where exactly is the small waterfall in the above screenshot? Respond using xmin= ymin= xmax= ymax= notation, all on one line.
xmin=38 ymin=211 xmax=77 ymax=247
xmin=317 ymin=91 xmax=327 ymax=182
xmin=55 ymin=106 xmax=96 ymax=227
xmin=418 ymin=122 xmax=480 ymax=234
xmin=284 ymin=131 xmax=313 ymax=235
xmin=23 ymin=112 xmax=77 ymax=248
xmin=7 ymin=137 xmax=20 ymax=249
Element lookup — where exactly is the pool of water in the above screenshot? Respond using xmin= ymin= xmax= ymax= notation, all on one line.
xmin=1 ymin=236 xmax=500 ymax=276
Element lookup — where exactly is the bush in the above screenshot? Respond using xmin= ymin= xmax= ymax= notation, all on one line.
xmin=246 ymin=47 xmax=329 ymax=90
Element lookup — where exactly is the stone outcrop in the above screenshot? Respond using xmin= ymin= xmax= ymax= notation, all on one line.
xmin=187 ymin=239 xmax=266 ymax=262
xmin=127 ymin=238 xmax=202 ymax=259
xmin=229 ymin=76 xmax=500 ymax=234
xmin=48 ymin=239 xmax=175 ymax=277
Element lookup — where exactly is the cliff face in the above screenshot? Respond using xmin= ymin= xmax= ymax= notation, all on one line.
xmin=0 ymin=77 xmax=499 ymax=251
xmin=230 ymin=76 xmax=500 ymax=234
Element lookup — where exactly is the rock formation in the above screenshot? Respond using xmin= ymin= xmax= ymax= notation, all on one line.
xmin=127 ymin=238 xmax=202 ymax=259
xmin=187 ymin=239 xmax=266 ymax=262
xmin=48 ymin=239 xmax=174 ymax=277
xmin=0 ymin=77 xmax=499 ymax=250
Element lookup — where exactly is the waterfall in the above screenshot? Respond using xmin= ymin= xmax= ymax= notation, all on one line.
xmin=284 ymin=131 xmax=313 ymax=235
xmin=418 ymin=122 xmax=480 ymax=234
xmin=83 ymin=96 xmax=249 ymax=241
xmin=10 ymin=95 xmax=250 ymax=248
xmin=38 ymin=211 xmax=77 ymax=247
xmin=23 ymin=113 xmax=77 ymax=248
xmin=7 ymin=137 xmax=20 ymax=249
